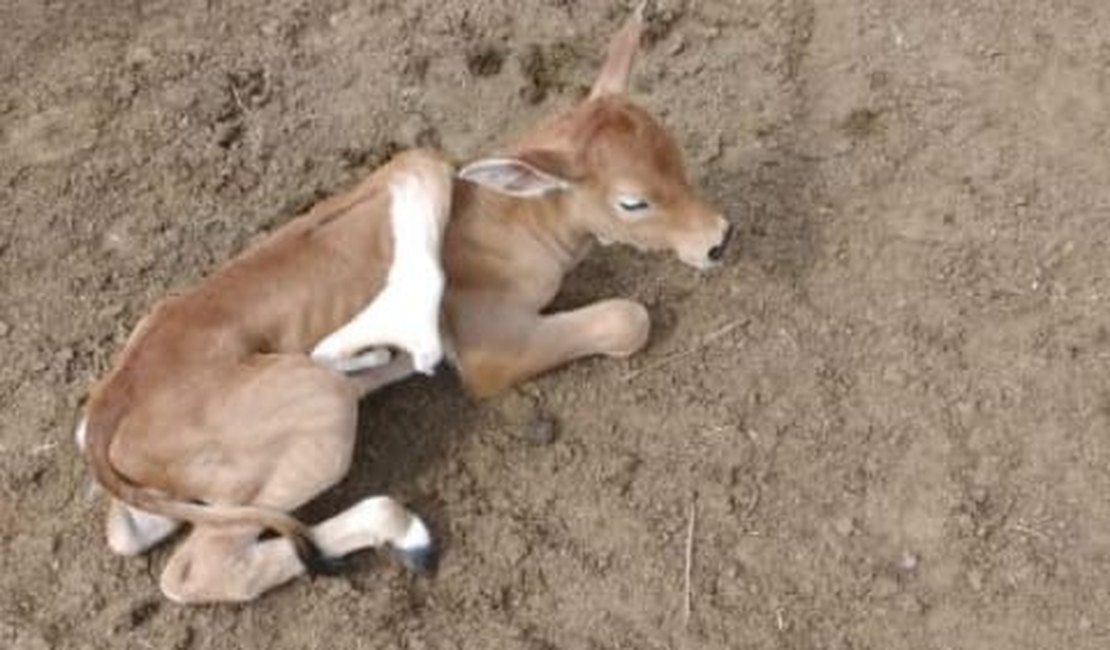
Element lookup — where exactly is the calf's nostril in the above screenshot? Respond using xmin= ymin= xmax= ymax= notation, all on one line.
xmin=708 ymin=223 xmax=734 ymax=262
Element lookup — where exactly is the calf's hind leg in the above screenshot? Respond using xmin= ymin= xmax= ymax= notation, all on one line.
xmin=159 ymin=496 xmax=432 ymax=603
xmin=157 ymin=355 xmax=433 ymax=603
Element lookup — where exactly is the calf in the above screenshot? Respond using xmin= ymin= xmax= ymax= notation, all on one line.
xmin=78 ymin=3 xmax=732 ymax=604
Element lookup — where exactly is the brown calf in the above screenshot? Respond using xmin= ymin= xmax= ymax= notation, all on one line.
xmin=78 ymin=4 xmax=732 ymax=603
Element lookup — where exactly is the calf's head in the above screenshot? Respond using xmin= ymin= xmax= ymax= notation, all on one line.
xmin=459 ymin=5 xmax=733 ymax=270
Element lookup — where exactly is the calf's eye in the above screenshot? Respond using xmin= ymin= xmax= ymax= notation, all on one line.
xmin=617 ymin=196 xmax=651 ymax=213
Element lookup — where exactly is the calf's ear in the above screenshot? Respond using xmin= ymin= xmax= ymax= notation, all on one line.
xmin=588 ymin=2 xmax=646 ymax=99
xmin=457 ymin=150 xmax=575 ymax=198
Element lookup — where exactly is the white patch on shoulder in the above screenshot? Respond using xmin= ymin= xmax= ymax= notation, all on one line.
xmin=74 ymin=417 xmax=88 ymax=451
xmin=312 ymin=172 xmax=449 ymax=375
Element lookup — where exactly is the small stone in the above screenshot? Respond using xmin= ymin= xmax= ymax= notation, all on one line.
xmin=526 ymin=415 xmax=557 ymax=446
xmin=125 ymin=46 xmax=155 ymax=67
xmin=0 ymin=321 xmax=10 ymax=337
xmin=898 ymin=551 xmax=919 ymax=572
xmin=215 ymin=121 xmax=244 ymax=149
xmin=260 ymin=20 xmax=280 ymax=38
xmin=967 ymin=569 xmax=983 ymax=591
xmin=834 ymin=516 xmax=855 ymax=537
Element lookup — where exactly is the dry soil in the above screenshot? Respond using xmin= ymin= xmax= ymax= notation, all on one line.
xmin=2 ymin=1 xmax=1110 ymax=649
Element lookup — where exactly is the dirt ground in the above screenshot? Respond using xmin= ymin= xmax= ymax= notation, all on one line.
xmin=3 ymin=0 xmax=1110 ymax=648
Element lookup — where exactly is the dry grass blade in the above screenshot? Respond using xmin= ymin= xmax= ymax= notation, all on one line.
xmin=623 ymin=318 xmax=745 ymax=382
xmin=683 ymin=495 xmax=697 ymax=629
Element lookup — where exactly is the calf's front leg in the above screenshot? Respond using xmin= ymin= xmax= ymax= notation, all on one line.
xmin=448 ymin=296 xmax=650 ymax=398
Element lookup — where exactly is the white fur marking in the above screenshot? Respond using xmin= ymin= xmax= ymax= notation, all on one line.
xmin=315 ymin=496 xmax=416 ymax=554
xmin=107 ymin=505 xmax=180 ymax=556
xmin=74 ymin=417 xmax=88 ymax=451
xmin=312 ymin=174 xmax=447 ymax=375
xmin=325 ymin=348 xmax=392 ymax=373
xmin=396 ymin=515 xmax=432 ymax=551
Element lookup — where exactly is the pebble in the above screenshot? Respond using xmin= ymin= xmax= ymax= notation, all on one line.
xmin=898 ymin=551 xmax=919 ymax=572
xmin=967 ymin=568 xmax=983 ymax=591
xmin=0 ymin=320 xmax=10 ymax=337
xmin=125 ymin=46 xmax=154 ymax=67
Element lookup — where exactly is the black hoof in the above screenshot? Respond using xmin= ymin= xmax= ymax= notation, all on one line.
xmin=398 ymin=542 xmax=439 ymax=575
xmin=296 ymin=540 xmax=347 ymax=577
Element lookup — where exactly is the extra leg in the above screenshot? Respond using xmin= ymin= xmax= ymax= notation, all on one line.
xmin=448 ymin=296 xmax=651 ymax=398
xmin=159 ymin=497 xmax=432 ymax=603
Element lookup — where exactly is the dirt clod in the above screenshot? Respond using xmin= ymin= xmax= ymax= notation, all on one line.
xmin=525 ymin=414 xmax=557 ymax=446
xmin=834 ymin=516 xmax=855 ymax=537
xmin=466 ymin=45 xmax=506 ymax=77
xmin=125 ymin=599 xmax=160 ymax=629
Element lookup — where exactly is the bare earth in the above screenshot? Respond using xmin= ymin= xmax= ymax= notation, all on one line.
xmin=3 ymin=1 xmax=1110 ymax=648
